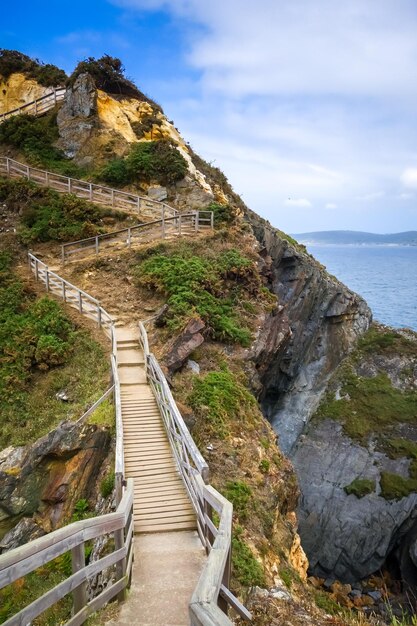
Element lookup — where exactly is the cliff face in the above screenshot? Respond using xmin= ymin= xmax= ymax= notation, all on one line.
xmin=0 ymin=73 xmax=51 ymax=115
xmin=247 ymin=211 xmax=372 ymax=454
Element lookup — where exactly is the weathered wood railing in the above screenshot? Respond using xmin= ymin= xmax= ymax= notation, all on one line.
xmin=141 ymin=323 xmax=251 ymax=624
xmin=0 ymin=479 xmax=134 ymax=626
xmin=0 ymin=156 xmax=178 ymax=221
xmin=61 ymin=210 xmax=213 ymax=263
xmin=0 ymin=87 xmax=66 ymax=122
xmin=27 ymin=253 xmax=125 ymax=502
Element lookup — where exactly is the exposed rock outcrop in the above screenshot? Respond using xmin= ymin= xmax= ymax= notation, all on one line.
xmin=294 ymin=419 xmax=417 ymax=581
xmin=0 ymin=73 xmax=50 ymax=115
xmin=0 ymin=421 xmax=110 ymax=547
xmin=247 ymin=214 xmax=371 ymax=454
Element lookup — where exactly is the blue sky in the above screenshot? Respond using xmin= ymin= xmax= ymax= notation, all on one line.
xmin=3 ymin=0 xmax=417 ymax=233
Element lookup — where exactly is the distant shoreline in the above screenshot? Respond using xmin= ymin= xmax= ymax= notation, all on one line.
xmin=291 ymin=230 xmax=417 ymax=246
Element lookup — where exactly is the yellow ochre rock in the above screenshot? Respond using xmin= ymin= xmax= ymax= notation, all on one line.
xmin=0 ymin=73 xmax=51 ymax=115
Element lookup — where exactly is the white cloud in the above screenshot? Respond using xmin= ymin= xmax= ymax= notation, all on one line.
xmin=356 ymin=191 xmax=385 ymax=202
xmin=114 ymin=0 xmax=417 ymax=98
xmin=284 ymin=198 xmax=312 ymax=208
xmin=399 ymin=192 xmax=414 ymax=199
xmin=111 ymin=0 xmax=417 ymax=231
xmin=401 ymin=168 xmax=417 ymax=189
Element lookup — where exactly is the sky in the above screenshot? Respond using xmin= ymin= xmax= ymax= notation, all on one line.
xmin=2 ymin=0 xmax=417 ymax=233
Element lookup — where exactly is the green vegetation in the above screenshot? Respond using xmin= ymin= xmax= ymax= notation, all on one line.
xmin=69 ymin=55 xmax=159 ymax=105
xmin=204 ymin=201 xmax=234 ymax=225
xmin=0 ymin=560 xmax=71 ymax=625
xmin=259 ymin=459 xmax=270 ymax=473
xmin=0 ymin=49 xmax=66 ymax=86
xmin=188 ymin=369 xmax=257 ymax=438
xmin=136 ymin=246 xmax=256 ymax=344
xmin=0 ymin=111 xmax=84 ymax=175
xmin=315 ymin=369 xmax=417 ymax=443
xmin=131 ymin=113 xmax=162 ymax=139
xmin=279 ymin=566 xmax=301 ymax=589
xmin=0 ymin=252 xmax=109 ymax=448
xmin=98 ymin=139 xmax=187 ymax=187
xmin=344 ymin=478 xmax=375 ymax=498
xmin=222 ymin=480 xmax=252 ymax=521
xmin=0 ymin=178 xmax=106 ymax=243
xmin=100 ymin=471 xmax=115 ymax=499
xmin=231 ymin=525 xmax=265 ymax=587
xmin=88 ymin=398 xmax=115 ymax=431
xmin=357 ymin=325 xmax=415 ymax=356
xmin=313 ymin=589 xmax=344 ymax=616
xmin=380 ymin=471 xmax=417 ymax=501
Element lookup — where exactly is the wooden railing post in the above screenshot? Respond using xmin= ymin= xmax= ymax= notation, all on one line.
xmin=35 ymin=258 xmax=39 ymax=281
xmin=179 ymin=213 xmax=182 ymax=236
xmin=45 ymin=269 xmax=50 ymax=292
xmin=95 ymin=236 xmax=99 ymax=255
xmin=97 ymin=305 xmax=102 ymax=328
xmin=115 ymin=472 xmax=123 ymax=506
xmin=162 ymin=206 xmax=165 ymax=238
xmin=61 ymin=245 xmax=66 ymax=266
xmin=78 ymin=291 xmax=83 ymax=313
xmin=127 ymin=228 xmax=131 ymax=248
xmin=211 ymin=212 xmax=214 ymax=229
xmin=218 ymin=544 xmax=232 ymax=614
xmin=114 ymin=527 xmax=127 ymax=602
xmin=62 ymin=281 xmax=66 ymax=301
xmin=204 ymin=499 xmax=214 ymax=555
xmin=6 ymin=158 xmax=10 ymax=175
xmin=71 ymin=543 xmax=87 ymax=614
xmin=195 ymin=211 xmax=199 ymax=232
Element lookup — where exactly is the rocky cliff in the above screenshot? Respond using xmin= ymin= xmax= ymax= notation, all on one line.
xmin=247 ymin=212 xmax=371 ymax=454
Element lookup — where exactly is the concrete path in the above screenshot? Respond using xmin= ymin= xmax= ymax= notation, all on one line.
xmin=105 ymin=531 xmax=206 ymax=626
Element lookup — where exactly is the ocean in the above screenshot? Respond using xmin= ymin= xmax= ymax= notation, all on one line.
xmin=306 ymin=245 xmax=417 ymax=331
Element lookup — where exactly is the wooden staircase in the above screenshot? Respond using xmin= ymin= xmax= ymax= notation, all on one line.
xmin=116 ymin=328 xmax=196 ymax=533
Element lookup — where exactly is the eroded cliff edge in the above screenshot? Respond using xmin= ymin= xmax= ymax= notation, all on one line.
xmin=247 ymin=210 xmax=372 ymax=454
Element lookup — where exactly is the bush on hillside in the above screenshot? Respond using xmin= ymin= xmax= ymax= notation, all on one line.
xmin=0 ymin=111 xmax=83 ymax=175
xmin=98 ymin=139 xmax=188 ymax=187
xmin=69 ymin=55 xmax=160 ymax=107
xmin=0 ymin=49 xmax=66 ymax=86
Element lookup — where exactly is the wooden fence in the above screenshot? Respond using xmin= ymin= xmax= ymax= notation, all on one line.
xmin=61 ymin=210 xmax=214 ymax=263
xmin=23 ymin=252 xmax=250 ymax=624
xmin=0 ymin=156 xmax=178 ymax=221
xmin=143 ymin=328 xmax=251 ymax=624
xmin=27 ymin=253 xmax=125 ymax=501
xmin=0 ymin=479 xmax=134 ymax=626
xmin=0 ymin=87 xmax=66 ymax=122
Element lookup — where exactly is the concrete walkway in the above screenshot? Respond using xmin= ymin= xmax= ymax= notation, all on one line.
xmin=106 ymin=531 xmax=206 ymax=626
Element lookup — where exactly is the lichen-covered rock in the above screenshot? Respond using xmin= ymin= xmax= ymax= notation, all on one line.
xmin=165 ymin=317 xmax=205 ymax=373
xmin=56 ymin=73 xmax=97 ymax=158
xmin=0 ymin=421 xmax=110 ymax=545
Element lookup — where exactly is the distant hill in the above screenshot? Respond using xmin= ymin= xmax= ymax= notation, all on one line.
xmin=291 ymin=230 xmax=417 ymax=245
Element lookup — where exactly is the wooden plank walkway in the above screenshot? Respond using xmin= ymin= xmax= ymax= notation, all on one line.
xmin=116 ymin=327 xmax=197 ymax=533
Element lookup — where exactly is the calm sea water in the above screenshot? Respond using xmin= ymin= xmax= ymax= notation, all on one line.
xmin=307 ymin=245 xmax=417 ymax=331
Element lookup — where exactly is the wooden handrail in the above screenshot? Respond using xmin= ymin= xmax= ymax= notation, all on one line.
xmin=61 ymin=211 xmax=213 ymax=263
xmin=0 ymin=87 xmax=66 ymax=122
xmin=0 ymin=156 xmax=178 ymax=222
xmin=27 ymin=253 xmax=123 ymax=488
xmin=0 ymin=479 xmax=134 ymax=625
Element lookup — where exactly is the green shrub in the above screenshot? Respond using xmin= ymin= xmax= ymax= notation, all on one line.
xmin=0 ymin=111 xmax=83 ymax=175
xmin=69 ymin=55 xmax=159 ymax=106
xmin=259 ymin=459 xmax=270 ymax=474
xmin=204 ymin=202 xmax=234 ymax=225
xmin=99 ymin=139 xmax=187 ymax=187
xmin=222 ymin=480 xmax=252 ymax=520
xmin=0 ymin=49 xmax=66 ymax=85
xmin=100 ymin=472 xmax=115 ymax=498
xmin=131 ymin=113 xmax=162 ymax=139
xmin=18 ymin=189 xmax=102 ymax=243
xmin=344 ymin=478 xmax=375 ymax=498
xmin=188 ymin=369 xmax=257 ymax=438
xmin=34 ymin=334 xmax=69 ymax=367
xmin=136 ymin=247 xmax=253 ymax=344
xmin=231 ymin=526 xmax=265 ymax=587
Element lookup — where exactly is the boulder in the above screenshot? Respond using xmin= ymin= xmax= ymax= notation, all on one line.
xmin=0 ymin=421 xmax=110 ymax=546
xmin=165 ymin=318 xmax=205 ymax=373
